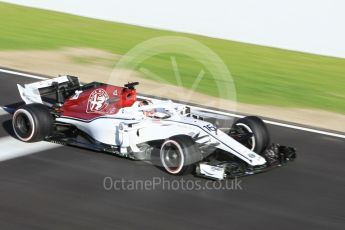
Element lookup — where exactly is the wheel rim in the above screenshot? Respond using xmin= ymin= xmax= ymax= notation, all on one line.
xmin=235 ymin=123 xmax=256 ymax=151
xmin=13 ymin=109 xmax=35 ymax=141
xmin=160 ymin=140 xmax=184 ymax=174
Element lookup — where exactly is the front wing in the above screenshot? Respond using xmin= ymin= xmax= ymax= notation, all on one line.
xmin=195 ymin=144 xmax=297 ymax=180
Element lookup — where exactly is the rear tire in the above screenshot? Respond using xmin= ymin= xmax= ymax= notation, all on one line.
xmin=231 ymin=116 xmax=270 ymax=154
xmin=160 ymin=135 xmax=202 ymax=175
xmin=12 ymin=103 xmax=54 ymax=142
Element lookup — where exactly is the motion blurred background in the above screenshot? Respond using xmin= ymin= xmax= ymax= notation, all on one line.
xmin=0 ymin=0 xmax=344 ymax=131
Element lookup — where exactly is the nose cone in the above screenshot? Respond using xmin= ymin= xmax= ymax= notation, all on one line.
xmin=258 ymin=155 xmax=267 ymax=165
xmin=252 ymin=155 xmax=267 ymax=166
xmin=248 ymin=152 xmax=266 ymax=166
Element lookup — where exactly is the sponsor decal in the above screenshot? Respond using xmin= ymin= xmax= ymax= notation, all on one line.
xmin=248 ymin=153 xmax=256 ymax=158
xmin=204 ymin=124 xmax=217 ymax=132
xmin=86 ymin=89 xmax=109 ymax=113
xmin=70 ymin=90 xmax=83 ymax=100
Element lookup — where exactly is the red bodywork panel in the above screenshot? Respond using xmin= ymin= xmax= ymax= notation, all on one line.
xmin=61 ymin=84 xmax=137 ymax=120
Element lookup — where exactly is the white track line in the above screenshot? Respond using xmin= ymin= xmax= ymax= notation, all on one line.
xmin=191 ymin=105 xmax=345 ymax=139
xmin=0 ymin=136 xmax=60 ymax=162
xmin=0 ymin=68 xmax=47 ymax=80
xmin=1 ymin=67 xmax=344 ymax=139
xmin=139 ymin=95 xmax=345 ymax=139
xmin=0 ymin=107 xmax=9 ymax=116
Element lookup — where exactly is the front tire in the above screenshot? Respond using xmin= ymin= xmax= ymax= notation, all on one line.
xmin=160 ymin=136 xmax=201 ymax=175
xmin=231 ymin=116 xmax=270 ymax=154
xmin=12 ymin=103 xmax=54 ymax=142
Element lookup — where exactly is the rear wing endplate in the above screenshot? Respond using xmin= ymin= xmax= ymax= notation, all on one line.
xmin=17 ymin=76 xmax=80 ymax=104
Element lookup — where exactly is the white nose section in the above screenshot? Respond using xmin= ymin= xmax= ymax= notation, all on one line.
xmin=248 ymin=153 xmax=267 ymax=166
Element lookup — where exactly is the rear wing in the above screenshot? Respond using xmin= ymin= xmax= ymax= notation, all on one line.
xmin=17 ymin=75 xmax=80 ymax=104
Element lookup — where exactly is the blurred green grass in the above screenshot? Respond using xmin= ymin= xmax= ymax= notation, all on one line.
xmin=0 ymin=2 xmax=345 ymax=113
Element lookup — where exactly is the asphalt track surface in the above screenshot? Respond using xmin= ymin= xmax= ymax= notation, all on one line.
xmin=0 ymin=71 xmax=344 ymax=230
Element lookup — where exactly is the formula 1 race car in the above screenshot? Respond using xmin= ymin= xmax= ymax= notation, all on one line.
xmin=12 ymin=76 xmax=296 ymax=180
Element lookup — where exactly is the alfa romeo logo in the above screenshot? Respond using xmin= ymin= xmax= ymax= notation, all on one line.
xmin=86 ymin=89 xmax=109 ymax=113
